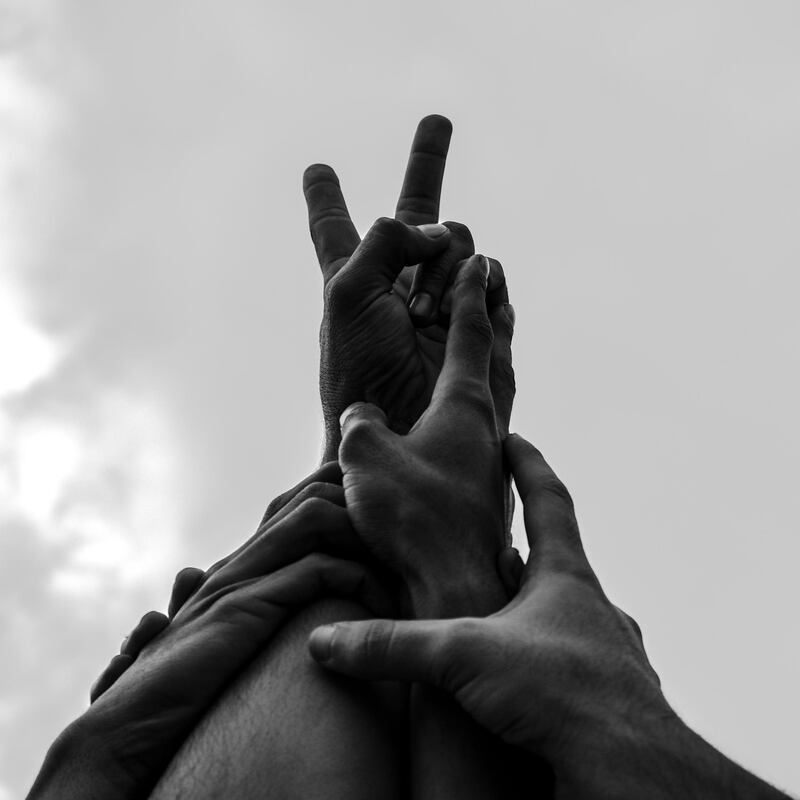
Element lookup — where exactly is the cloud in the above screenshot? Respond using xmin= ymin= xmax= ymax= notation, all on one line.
xmin=0 ymin=4 xmax=188 ymax=790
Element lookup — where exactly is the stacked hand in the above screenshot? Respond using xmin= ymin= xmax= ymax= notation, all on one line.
xmin=304 ymin=115 xmax=515 ymax=459
xmin=30 ymin=114 xmax=792 ymax=800
xmin=29 ymin=467 xmax=392 ymax=800
xmin=335 ymin=253 xmax=516 ymax=619
xmin=310 ymin=434 xmax=664 ymax=792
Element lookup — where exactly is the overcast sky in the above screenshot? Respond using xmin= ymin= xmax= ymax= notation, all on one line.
xmin=1 ymin=1 xmax=799 ymax=796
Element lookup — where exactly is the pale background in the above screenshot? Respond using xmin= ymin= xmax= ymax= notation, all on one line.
xmin=1 ymin=1 xmax=798 ymax=797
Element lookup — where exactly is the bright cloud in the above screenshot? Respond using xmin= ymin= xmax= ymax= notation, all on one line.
xmin=0 ymin=4 xmax=187 ymax=792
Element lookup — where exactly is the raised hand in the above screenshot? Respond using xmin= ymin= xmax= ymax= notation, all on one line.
xmin=309 ymin=435 xmax=792 ymax=800
xmin=30 ymin=474 xmax=391 ymax=800
xmin=335 ymin=253 xmax=513 ymax=619
xmin=303 ymin=116 xmax=514 ymax=460
xmin=312 ymin=432 xmax=657 ymax=752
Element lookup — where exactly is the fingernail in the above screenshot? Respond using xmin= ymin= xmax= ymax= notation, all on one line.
xmin=339 ymin=403 xmax=364 ymax=430
xmin=417 ymin=223 xmax=449 ymax=238
xmin=120 ymin=634 xmax=130 ymax=655
xmin=505 ymin=303 xmax=515 ymax=326
xmin=481 ymin=255 xmax=491 ymax=280
xmin=309 ymin=625 xmax=336 ymax=662
xmin=409 ymin=292 xmax=434 ymax=320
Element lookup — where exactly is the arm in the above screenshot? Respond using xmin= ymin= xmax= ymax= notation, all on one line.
xmin=28 ymin=467 xmax=390 ymax=800
xmin=303 ymin=116 xmax=526 ymax=798
xmin=309 ymin=434 xmax=792 ymax=800
xmin=335 ymin=253 xmax=546 ymax=797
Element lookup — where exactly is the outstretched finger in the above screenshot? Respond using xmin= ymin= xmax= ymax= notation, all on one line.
xmin=303 ymin=163 xmax=360 ymax=281
xmin=504 ymin=434 xmax=589 ymax=578
xmin=435 ymin=254 xmax=494 ymax=394
xmin=395 ymin=115 xmax=452 ymax=225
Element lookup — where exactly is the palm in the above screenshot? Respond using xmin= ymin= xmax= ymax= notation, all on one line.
xmin=355 ymin=268 xmax=448 ymax=429
xmin=304 ymin=117 xmax=455 ymax=450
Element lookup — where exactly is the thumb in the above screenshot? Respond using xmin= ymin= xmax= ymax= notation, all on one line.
xmin=337 ymin=217 xmax=451 ymax=300
xmin=338 ymin=401 xmax=395 ymax=467
xmin=308 ymin=618 xmax=456 ymax=686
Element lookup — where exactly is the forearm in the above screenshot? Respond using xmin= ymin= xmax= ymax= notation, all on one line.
xmin=558 ymin=706 xmax=792 ymax=800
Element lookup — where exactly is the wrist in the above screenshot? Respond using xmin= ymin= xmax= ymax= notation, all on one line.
xmin=407 ymin=565 xmax=508 ymax=619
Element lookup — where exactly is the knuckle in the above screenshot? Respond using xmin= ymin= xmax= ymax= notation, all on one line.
xmin=397 ymin=194 xmax=438 ymax=217
xmin=298 ymin=481 xmax=331 ymax=502
xmin=371 ymin=216 xmax=404 ymax=242
xmin=293 ymin=495 xmax=335 ymax=525
xmin=442 ymin=220 xmax=474 ymax=245
xmin=341 ymin=417 xmax=380 ymax=456
xmin=618 ymin=608 xmax=644 ymax=642
xmin=264 ymin=493 xmax=288 ymax=521
xmin=443 ymin=618 xmax=485 ymax=658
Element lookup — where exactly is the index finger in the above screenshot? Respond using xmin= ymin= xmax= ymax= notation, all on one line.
xmin=395 ymin=115 xmax=452 ymax=225
xmin=303 ymin=164 xmax=361 ymax=281
xmin=435 ymin=254 xmax=494 ymax=390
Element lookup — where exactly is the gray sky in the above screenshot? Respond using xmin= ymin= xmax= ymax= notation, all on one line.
xmin=1 ymin=1 xmax=799 ymax=796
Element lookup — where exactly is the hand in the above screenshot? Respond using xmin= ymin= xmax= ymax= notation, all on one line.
xmin=335 ymin=254 xmax=514 ymax=619
xmin=31 ymin=472 xmax=391 ymax=800
xmin=88 ymin=461 xmax=353 ymax=703
xmin=303 ymin=116 xmax=514 ymax=459
xmin=310 ymin=434 xmax=794 ymax=800
xmin=309 ymin=433 xmax=666 ymax=786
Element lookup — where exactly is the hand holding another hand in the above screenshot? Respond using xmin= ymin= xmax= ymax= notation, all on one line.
xmin=310 ymin=434 xmax=670 ymax=796
xmin=335 ymin=254 xmax=515 ymax=619
xmin=304 ymin=116 xmax=514 ymax=459
xmin=31 ymin=466 xmax=391 ymax=800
